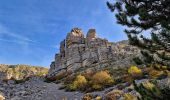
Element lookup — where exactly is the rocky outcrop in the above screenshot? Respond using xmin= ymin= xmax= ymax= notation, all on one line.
xmin=86 ymin=29 xmax=97 ymax=41
xmin=48 ymin=28 xmax=140 ymax=78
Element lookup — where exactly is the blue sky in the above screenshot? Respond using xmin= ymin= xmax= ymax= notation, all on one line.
xmin=0 ymin=0 xmax=127 ymax=67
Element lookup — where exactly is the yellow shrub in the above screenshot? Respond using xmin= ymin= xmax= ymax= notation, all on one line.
xmin=124 ymin=93 xmax=136 ymax=100
xmin=67 ymin=84 xmax=77 ymax=91
xmin=149 ymin=70 xmax=163 ymax=78
xmin=82 ymin=93 xmax=93 ymax=100
xmin=72 ymin=75 xmax=87 ymax=90
xmin=91 ymin=71 xmax=114 ymax=90
xmin=167 ymin=71 xmax=170 ymax=77
xmin=92 ymin=84 xmax=102 ymax=90
xmin=95 ymin=96 xmax=102 ymax=100
xmin=128 ymin=66 xmax=142 ymax=76
xmin=161 ymin=66 xmax=167 ymax=70
xmin=142 ymin=81 xmax=155 ymax=90
xmin=92 ymin=71 xmax=114 ymax=85
xmin=105 ymin=90 xmax=123 ymax=100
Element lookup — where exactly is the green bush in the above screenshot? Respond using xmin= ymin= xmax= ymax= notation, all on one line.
xmin=133 ymin=81 xmax=163 ymax=100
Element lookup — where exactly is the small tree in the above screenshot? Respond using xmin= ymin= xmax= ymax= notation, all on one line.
xmin=107 ymin=0 xmax=170 ymax=67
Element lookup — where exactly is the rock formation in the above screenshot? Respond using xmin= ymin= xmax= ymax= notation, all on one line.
xmin=48 ymin=28 xmax=140 ymax=78
xmin=86 ymin=29 xmax=97 ymax=41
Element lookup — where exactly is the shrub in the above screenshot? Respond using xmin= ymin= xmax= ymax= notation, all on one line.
xmin=92 ymin=84 xmax=102 ymax=90
xmin=161 ymin=66 xmax=167 ymax=70
xmin=133 ymin=81 xmax=163 ymax=100
xmin=74 ymin=75 xmax=87 ymax=88
xmin=66 ymin=84 xmax=77 ymax=91
xmin=142 ymin=81 xmax=155 ymax=91
xmin=82 ymin=70 xmax=95 ymax=80
xmin=148 ymin=70 xmax=164 ymax=79
xmin=91 ymin=71 xmax=114 ymax=90
xmin=82 ymin=93 xmax=93 ymax=100
xmin=153 ymin=64 xmax=162 ymax=70
xmin=68 ymin=75 xmax=87 ymax=91
xmin=123 ymin=93 xmax=136 ymax=100
xmin=95 ymin=96 xmax=102 ymax=100
xmin=128 ymin=66 xmax=142 ymax=77
xmin=105 ymin=90 xmax=123 ymax=100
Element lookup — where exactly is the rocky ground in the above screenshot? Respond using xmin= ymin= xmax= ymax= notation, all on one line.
xmin=0 ymin=77 xmax=83 ymax=100
xmin=0 ymin=77 xmax=137 ymax=100
xmin=0 ymin=77 xmax=118 ymax=100
xmin=0 ymin=76 xmax=170 ymax=100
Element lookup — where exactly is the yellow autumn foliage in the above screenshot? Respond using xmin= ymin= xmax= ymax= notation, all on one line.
xmin=142 ymin=81 xmax=155 ymax=90
xmin=149 ymin=70 xmax=164 ymax=78
xmin=72 ymin=75 xmax=87 ymax=90
xmin=105 ymin=90 xmax=123 ymax=100
xmin=124 ymin=93 xmax=136 ymax=100
xmin=92 ymin=71 xmax=114 ymax=85
xmin=95 ymin=96 xmax=102 ymax=100
xmin=128 ymin=66 xmax=142 ymax=76
xmin=82 ymin=93 xmax=93 ymax=100
xmin=91 ymin=71 xmax=114 ymax=90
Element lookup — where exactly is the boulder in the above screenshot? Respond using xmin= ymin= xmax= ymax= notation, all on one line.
xmin=0 ymin=92 xmax=5 ymax=100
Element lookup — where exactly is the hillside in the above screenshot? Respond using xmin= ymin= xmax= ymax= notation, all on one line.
xmin=0 ymin=64 xmax=48 ymax=81
xmin=45 ymin=28 xmax=170 ymax=100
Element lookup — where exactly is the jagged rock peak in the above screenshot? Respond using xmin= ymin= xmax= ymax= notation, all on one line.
xmin=66 ymin=28 xmax=84 ymax=47
xmin=87 ymin=29 xmax=97 ymax=40
xmin=67 ymin=28 xmax=84 ymax=37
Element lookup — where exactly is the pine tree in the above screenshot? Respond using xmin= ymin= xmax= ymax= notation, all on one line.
xmin=107 ymin=0 xmax=170 ymax=67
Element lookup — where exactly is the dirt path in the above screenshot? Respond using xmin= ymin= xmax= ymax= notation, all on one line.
xmin=37 ymin=83 xmax=84 ymax=100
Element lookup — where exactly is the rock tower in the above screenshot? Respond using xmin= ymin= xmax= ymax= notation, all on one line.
xmin=47 ymin=28 xmax=139 ymax=78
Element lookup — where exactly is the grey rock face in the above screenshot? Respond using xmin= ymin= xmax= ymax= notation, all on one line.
xmin=86 ymin=29 xmax=97 ymax=41
xmin=48 ymin=28 xmax=140 ymax=78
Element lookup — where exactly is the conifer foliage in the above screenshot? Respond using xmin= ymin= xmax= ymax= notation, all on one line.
xmin=107 ymin=0 xmax=170 ymax=67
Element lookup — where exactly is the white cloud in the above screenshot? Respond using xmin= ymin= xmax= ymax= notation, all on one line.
xmin=0 ymin=24 xmax=59 ymax=49
xmin=0 ymin=24 xmax=36 ymax=44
